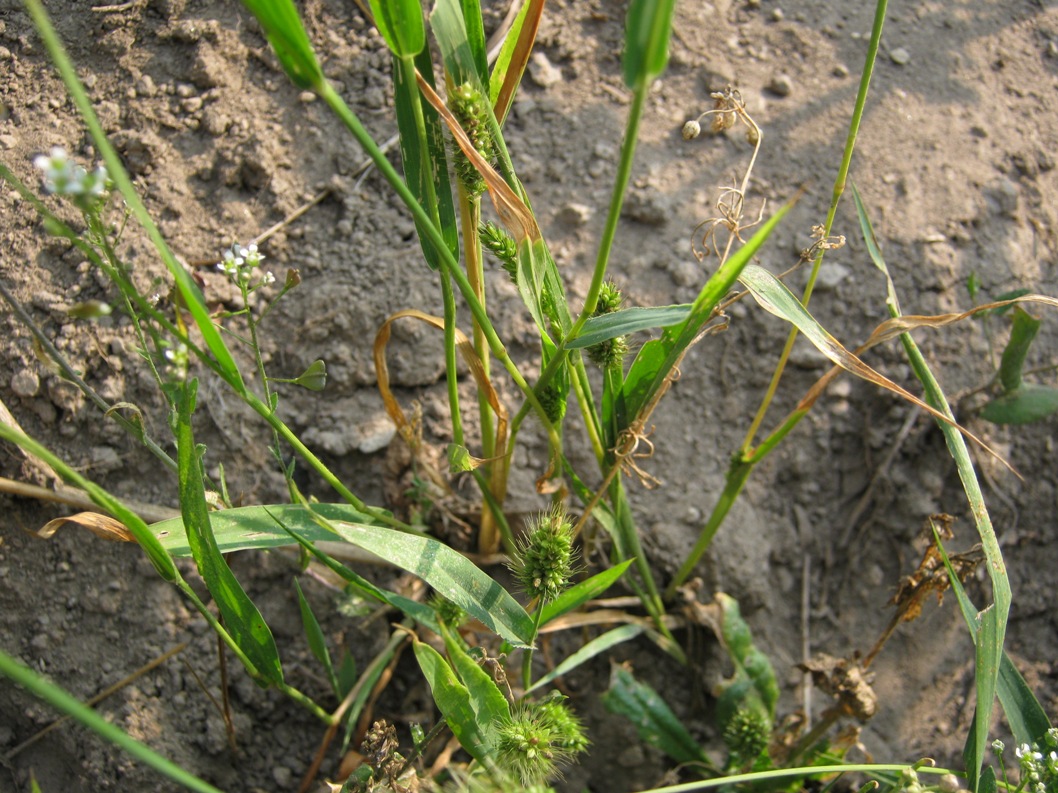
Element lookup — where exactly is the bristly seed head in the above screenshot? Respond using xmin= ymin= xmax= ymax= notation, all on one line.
xmin=449 ymin=82 xmax=496 ymax=197
xmin=496 ymin=696 xmax=588 ymax=785
xmin=479 ymin=221 xmax=518 ymax=280
xmin=510 ymin=506 xmax=577 ymax=602
xmin=587 ymin=280 xmax=627 ymax=369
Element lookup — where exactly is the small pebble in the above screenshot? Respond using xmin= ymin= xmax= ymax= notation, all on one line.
xmin=528 ymin=51 xmax=563 ymax=88
xmin=136 ymin=74 xmax=157 ymax=97
xmin=11 ymin=369 xmax=40 ymax=398
xmin=771 ymin=8 xmax=784 ymax=21
xmin=889 ymin=47 xmax=911 ymax=65
xmin=767 ymin=73 xmax=793 ymax=97
xmin=357 ymin=414 xmax=397 ymax=454
xmin=298 ymin=90 xmax=316 ymax=103
xmin=556 ymin=202 xmax=592 ymax=226
xmin=985 ymin=177 xmax=1019 ymax=217
xmin=832 ymin=63 xmax=849 ymax=78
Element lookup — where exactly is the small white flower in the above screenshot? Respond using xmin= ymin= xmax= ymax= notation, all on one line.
xmin=242 ymin=242 xmax=263 ymax=267
xmin=262 ymin=271 xmax=275 ymax=285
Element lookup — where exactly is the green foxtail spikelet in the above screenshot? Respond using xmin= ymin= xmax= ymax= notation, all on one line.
xmin=449 ymin=82 xmax=496 ymax=197
xmin=510 ymin=506 xmax=577 ymax=602
xmin=721 ymin=707 xmax=770 ymax=765
xmin=428 ymin=592 xmax=466 ymax=628
xmin=587 ymin=279 xmax=629 ymax=369
xmin=536 ymin=691 xmax=589 ymax=755
xmin=537 ymin=381 xmax=567 ymax=424
xmin=495 ymin=698 xmax=585 ymax=786
xmin=480 ymin=220 xmax=518 ymax=280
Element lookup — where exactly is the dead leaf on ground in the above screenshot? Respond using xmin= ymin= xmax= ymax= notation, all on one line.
xmin=799 ymin=653 xmax=878 ymax=722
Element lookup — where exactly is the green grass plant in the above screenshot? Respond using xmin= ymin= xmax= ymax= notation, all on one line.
xmin=1 ymin=0 xmax=1055 ymax=790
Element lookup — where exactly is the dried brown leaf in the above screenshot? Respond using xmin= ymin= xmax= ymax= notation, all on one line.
xmin=34 ymin=511 xmax=134 ymax=543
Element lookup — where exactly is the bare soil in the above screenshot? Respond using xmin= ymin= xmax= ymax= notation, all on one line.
xmin=2 ymin=1 xmax=1057 ymax=791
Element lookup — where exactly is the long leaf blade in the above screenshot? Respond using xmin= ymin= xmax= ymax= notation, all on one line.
xmin=540 ymin=559 xmax=635 ymax=626
xmin=176 ymin=381 xmax=283 ymax=685
xmin=295 ymin=578 xmax=340 ymax=697
xmin=239 ymin=0 xmax=324 ymax=88
xmin=623 ymin=0 xmax=677 ymax=88
xmin=368 ymin=0 xmax=426 ymax=57
xmin=439 ymin=622 xmax=510 ymax=745
xmin=856 ymin=195 xmax=1011 ymax=792
xmin=933 ymin=527 xmax=1052 ymax=749
xmin=332 ymin=521 xmax=535 ymax=647
xmin=602 ymin=666 xmax=711 ymax=768
xmin=566 ymin=306 xmax=692 ymax=350
xmin=528 ymin=624 xmax=644 ymax=694
xmin=150 ymin=502 xmax=387 ymax=556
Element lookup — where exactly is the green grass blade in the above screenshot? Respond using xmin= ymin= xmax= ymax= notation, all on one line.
xmin=565 ymin=306 xmax=692 ymax=350
xmin=527 ymin=624 xmax=644 ymax=695
xmin=431 ymin=0 xmax=486 ymax=84
xmin=855 ymin=196 xmax=1010 ymax=793
xmin=933 ymin=526 xmax=1052 ymax=749
xmin=622 ymin=201 xmax=791 ymax=420
xmin=488 ymin=0 xmax=542 ymax=123
xmin=539 ymin=558 xmax=635 ymax=626
xmin=25 ymin=0 xmax=245 ymax=393
xmin=439 ymin=622 xmax=510 ymax=743
xmin=330 ymin=521 xmax=535 ymax=647
xmin=515 ymin=238 xmax=553 ymax=340
xmin=962 ymin=605 xmax=1001 ymax=792
xmin=175 ymin=381 xmax=283 ymax=686
xmin=602 ymin=665 xmax=712 ymax=768
xmin=0 ymin=650 xmax=226 ymax=793
xmin=412 ymin=638 xmax=495 ymax=767
xmin=368 ymin=0 xmax=426 ymax=57
xmin=286 ymin=534 xmax=441 ymax=632
xmin=996 ymin=654 xmax=1054 ymax=747
xmin=622 ymin=0 xmax=677 ymax=88
xmin=392 ymin=48 xmax=458 ymax=270
xmin=459 ymin=0 xmax=488 ymax=81
xmin=150 ymin=502 xmax=388 ymax=556
xmin=294 ymin=578 xmax=340 ymax=698
xmin=239 ymin=0 xmax=324 ymax=88
xmin=0 ymin=423 xmax=179 ymax=582
xmin=852 ymin=182 xmax=901 ymax=315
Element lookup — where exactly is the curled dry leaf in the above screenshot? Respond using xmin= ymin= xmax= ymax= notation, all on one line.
xmin=373 ymin=308 xmax=510 ymax=552
xmin=890 ymin=514 xmax=983 ymax=622
xmin=373 ymin=309 xmax=508 ymax=460
xmin=799 ymin=653 xmax=878 ymax=722
xmin=34 ymin=511 xmax=134 ymax=543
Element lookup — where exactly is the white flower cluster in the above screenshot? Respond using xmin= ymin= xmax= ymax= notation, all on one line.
xmin=33 ymin=146 xmax=110 ymax=211
xmin=216 ymin=242 xmax=274 ymax=288
xmin=1015 ymin=729 xmax=1058 ymax=793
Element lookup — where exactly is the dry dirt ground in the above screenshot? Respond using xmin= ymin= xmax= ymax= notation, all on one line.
xmin=2 ymin=0 xmax=1057 ymax=791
